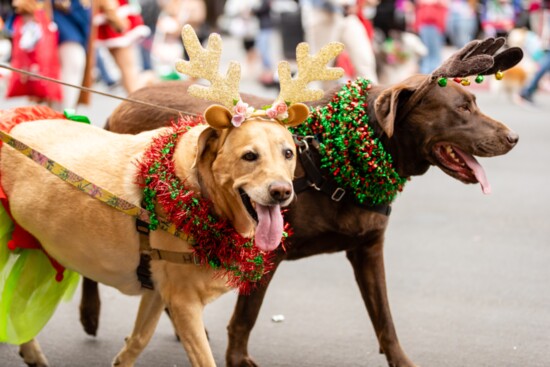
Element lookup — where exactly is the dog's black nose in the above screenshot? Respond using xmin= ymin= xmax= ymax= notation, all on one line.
xmin=269 ymin=182 xmax=292 ymax=202
xmin=507 ymin=132 xmax=519 ymax=146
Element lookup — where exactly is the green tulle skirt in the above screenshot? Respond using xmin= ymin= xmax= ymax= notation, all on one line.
xmin=0 ymin=204 xmax=80 ymax=345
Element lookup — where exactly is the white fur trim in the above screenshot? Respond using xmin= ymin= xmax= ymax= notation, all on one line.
xmin=96 ymin=25 xmax=151 ymax=48
xmin=93 ymin=4 xmax=142 ymax=26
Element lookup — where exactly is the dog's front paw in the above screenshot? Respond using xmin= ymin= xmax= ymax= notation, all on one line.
xmin=112 ymin=356 xmax=132 ymax=367
xmin=227 ymin=353 xmax=259 ymax=367
xmin=387 ymin=355 xmax=419 ymax=367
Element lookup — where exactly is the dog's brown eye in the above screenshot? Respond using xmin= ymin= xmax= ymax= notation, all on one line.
xmin=242 ymin=152 xmax=258 ymax=161
xmin=284 ymin=149 xmax=294 ymax=159
xmin=458 ymin=105 xmax=470 ymax=113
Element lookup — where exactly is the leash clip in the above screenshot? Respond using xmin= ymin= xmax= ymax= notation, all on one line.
xmin=294 ymin=135 xmax=317 ymax=154
xmin=295 ymin=137 xmax=309 ymax=153
xmin=309 ymin=181 xmax=321 ymax=191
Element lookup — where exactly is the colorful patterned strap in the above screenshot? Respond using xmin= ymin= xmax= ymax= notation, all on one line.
xmin=0 ymin=130 xmax=192 ymax=244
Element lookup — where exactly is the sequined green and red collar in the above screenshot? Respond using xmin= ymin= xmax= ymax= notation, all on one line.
xmin=291 ymin=78 xmax=407 ymax=206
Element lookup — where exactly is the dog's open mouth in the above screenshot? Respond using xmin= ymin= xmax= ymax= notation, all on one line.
xmin=239 ymin=189 xmax=284 ymax=252
xmin=432 ymin=143 xmax=491 ymax=194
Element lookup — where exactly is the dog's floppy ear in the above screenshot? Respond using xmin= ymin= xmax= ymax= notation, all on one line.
xmin=374 ymin=85 xmax=414 ymax=138
xmin=282 ymin=103 xmax=309 ymax=127
xmin=192 ymin=126 xmax=220 ymax=169
xmin=203 ymin=105 xmax=233 ymax=130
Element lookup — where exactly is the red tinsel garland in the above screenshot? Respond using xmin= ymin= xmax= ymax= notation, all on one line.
xmin=136 ymin=116 xmax=291 ymax=294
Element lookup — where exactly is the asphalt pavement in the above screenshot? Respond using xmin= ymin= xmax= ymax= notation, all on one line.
xmin=1 ymin=37 xmax=550 ymax=367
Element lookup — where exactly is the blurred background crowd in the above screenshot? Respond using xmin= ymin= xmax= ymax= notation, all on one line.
xmin=0 ymin=0 xmax=549 ymax=110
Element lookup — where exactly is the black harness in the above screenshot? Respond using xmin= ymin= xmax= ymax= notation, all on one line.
xmin=292 ymin=135 xmax=392 ymax=217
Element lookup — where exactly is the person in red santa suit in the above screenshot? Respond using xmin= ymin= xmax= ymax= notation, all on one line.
xmin=94 ymin=0 xmax=150 ymax=93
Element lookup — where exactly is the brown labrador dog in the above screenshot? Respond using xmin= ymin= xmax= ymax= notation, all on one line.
xmin=80 ymin=38 xmax=522 ymax=367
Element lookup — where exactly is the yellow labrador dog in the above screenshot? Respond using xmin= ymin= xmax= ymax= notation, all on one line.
xmin=2 ymin=113 xmax=298 ymax=366
xmin=0 ymin=25 xmax=344 ymax=367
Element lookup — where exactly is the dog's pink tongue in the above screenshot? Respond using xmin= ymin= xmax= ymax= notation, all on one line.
xmin=254 ymin=204 xmax=284 ymax=252
xmin=454 ymin=147 xmax=491 ymax=194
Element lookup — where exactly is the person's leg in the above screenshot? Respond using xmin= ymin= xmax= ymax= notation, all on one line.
xmin=448 ymin=11 xmax=477 ymax=49
xmin=58 ymin=41 xmax=86 ymax=110
xmin=256 ymin=28 xmax=273 ymax=71
xmin=463 ymin=16 xmax=478 ymax=47
xmin=109 ymin=45 xmax=140 ymax=93
xmin=242 ymin=38 xmax=258 ymax=71
xmin=301 ymin=7 xmax=338 ymax=88
xmin=301 ymin=6 xmax=335 ymax=54
xmin=521 ymin=51 xmax=550 ymax=100
xmin=447 ymin=11 xmax=460 ymax=48
xmin=419 ymin=25 xmax=442 ymax=74
xmin=139 ymin=36 xmax=154 ymax=71
xmin=256 ymin=28 xmax=274 ymax=84
xmin=96 ymin=48 xmax=117 ymax=86
xmin=339 ymin=14 xmax=378 ymax=83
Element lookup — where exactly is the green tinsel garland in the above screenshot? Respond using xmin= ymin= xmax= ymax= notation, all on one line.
xmin=291 ymin=78 xmax=407 ymax=206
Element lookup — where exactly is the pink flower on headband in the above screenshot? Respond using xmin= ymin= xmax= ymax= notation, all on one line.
xmin=266 ymin=108 xmax=278 ymax=119
xmin=231 ymin=113 xmax=246 ymax=127
xmin=275 ymin=102 xmax=288 ymax=115
xmin=266 ymin=102 xmax=289 ymax=121
xmin=232 ymin=100 xmax=254 ymax=127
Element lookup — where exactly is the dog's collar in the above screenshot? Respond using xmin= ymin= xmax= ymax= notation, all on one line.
xmin=291 ymin=78 xmax=407 ymax=208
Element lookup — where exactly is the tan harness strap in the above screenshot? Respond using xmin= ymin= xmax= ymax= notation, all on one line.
xmin=147 ymin=248 xmax=199 ymax=264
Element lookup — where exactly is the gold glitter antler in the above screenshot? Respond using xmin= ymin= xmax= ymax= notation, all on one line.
xmin=277 ymin=42 xmax=344 ymax=104
xmin=175 ymin=24 xmax=241 ymax=109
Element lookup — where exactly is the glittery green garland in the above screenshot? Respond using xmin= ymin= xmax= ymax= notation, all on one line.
xmin=291 ymin=78 xmax=407 ymax=205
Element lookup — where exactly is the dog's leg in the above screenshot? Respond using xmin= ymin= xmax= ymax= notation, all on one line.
xmin=19 ymin=339 xmax=49 ymax=367
xmin=346 ymin=243 xmax=417 ymax=367
xmin=226 ymin=257 xmax=283 ymax=367
xmin=112 ymin=290 xmax=164 ymax=367
xmin=166 ymin=297 xmax=215 ymax=367
xmin=79 ymin=277 xmax=101 ymax=336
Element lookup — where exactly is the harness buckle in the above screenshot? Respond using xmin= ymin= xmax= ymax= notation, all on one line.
xmin=331 ymin=187 xmax=346 ymax=202
xmin=147 ymin=249 xmax=161 ymax=260
xmin=136 ymin=218 xmax=150 ymax=235
xmin=182 ymin=252 xmax=200 ymax=265
xmin=137 ymin=253 xmax=154 ymax=290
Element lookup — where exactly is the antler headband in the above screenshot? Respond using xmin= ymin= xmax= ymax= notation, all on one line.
xmin=175 ymin=24 xmax=344 ymax=129
xmin=397 ymin=37 xmax=524 ymax=123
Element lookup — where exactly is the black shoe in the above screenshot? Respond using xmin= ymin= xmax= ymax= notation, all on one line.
xmin=520 ymin=93 xmax=534 ymax=103
xmin=513 ymin=93 xmax=537 ymax=108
